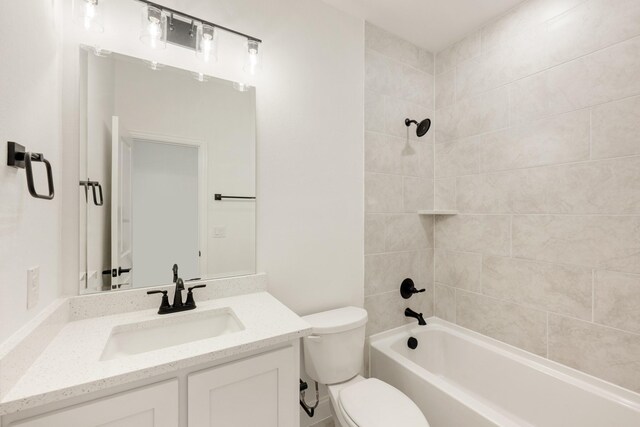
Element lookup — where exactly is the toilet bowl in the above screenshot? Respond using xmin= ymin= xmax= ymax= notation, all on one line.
xmin=302 ymin=307 xmax=429 ymax=427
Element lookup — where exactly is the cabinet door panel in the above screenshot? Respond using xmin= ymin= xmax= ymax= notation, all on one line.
xmin=11 ymin=380 xmax=178 ymax=427
xmin=188 ymin=346 xmax=297 ymax=427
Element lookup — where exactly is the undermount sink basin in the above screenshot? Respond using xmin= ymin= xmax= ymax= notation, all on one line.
xmin=100 ymin=308 xmax=244 ymax=360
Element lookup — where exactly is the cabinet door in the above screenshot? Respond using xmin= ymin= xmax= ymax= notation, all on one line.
xmin=188 ymin=346 xmax=297 ymax=427
xmin=11 ymin=380 xmax=178 ymax=427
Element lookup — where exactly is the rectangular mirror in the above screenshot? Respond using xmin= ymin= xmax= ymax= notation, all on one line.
xmin=79 ymin=49 xmax=256 ymax=293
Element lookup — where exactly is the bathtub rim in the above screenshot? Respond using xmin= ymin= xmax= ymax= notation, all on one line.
xmin=369 ymin=317 xmax=640 ymax=413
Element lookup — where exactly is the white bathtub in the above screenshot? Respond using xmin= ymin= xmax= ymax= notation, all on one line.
xmin=369 ymin=318 xmax=640 ymax=427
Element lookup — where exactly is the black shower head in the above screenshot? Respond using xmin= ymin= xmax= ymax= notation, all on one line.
xmin=405 ymin=118 xmax=431 ymax=137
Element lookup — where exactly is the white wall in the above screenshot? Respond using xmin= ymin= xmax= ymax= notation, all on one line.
xmin=66 ymin=0 xmax=365 ymax=314
xmin=0 ymin=0 xmax=63 ymax=343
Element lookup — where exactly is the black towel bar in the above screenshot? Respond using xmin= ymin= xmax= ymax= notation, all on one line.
xmin=214 ymin=194 xmax=256 ymax=200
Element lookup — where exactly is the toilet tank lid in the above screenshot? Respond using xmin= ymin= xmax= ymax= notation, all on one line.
xmin=303 ymin=307 xmax=368 ymax=334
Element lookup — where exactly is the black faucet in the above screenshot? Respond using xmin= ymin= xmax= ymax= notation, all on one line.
xmin=172 ymin=263 xmax=179 ymax=283
xmin=405 ymin=308 xmax=427 ymax=325
xmin=146 ymin=265 xmax=207 ymax=315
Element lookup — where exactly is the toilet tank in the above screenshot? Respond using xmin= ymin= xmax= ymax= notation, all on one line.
xmin=302 ymin=307 xmax=368 ymax=385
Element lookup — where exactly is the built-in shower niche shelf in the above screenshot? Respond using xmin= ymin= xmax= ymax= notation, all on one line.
xmin=417 ymin=210 xmax=458 ymax=215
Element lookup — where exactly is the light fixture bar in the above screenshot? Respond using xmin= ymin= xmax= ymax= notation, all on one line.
xmin=137 ymin=0 xmax=262 ymax=43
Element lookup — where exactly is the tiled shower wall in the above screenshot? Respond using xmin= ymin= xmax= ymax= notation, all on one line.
xmin=433 ymin=0 xmax=640 ymax=393
xmin=363 ymin=23 xmax=435 ymax=337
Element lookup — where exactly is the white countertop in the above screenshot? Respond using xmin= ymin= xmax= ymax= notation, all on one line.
xmin=0 ymin=291 xmax=311 ymax=415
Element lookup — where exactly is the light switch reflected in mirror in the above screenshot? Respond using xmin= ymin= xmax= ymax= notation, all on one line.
xmin=79 ymin=48 xmax=256 ymax=294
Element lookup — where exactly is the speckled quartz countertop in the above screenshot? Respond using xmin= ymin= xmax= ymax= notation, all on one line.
xmin=0 ymin=291 xmax=311 ymax=415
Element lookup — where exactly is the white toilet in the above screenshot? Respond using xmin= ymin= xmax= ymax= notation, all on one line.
xmin=302 ymin=307 xmax=430 ymax=427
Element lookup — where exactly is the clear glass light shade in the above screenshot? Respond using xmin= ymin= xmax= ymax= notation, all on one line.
xmin=196 ymin=24 xmax=218 ymax=63
xmin=76 ymin=0 xmax=104 ymax=33
xmin=140 ymin=5 xmax=167 ymax=49
xmin=243 ymin=40 xmax=261 ymax=75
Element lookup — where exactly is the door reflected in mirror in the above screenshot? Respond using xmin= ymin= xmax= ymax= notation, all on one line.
xmin=79 ymin=49 xmax=256 ymax=293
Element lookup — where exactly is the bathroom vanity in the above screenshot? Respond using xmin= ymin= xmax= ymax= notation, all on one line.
xmin=0 ymin=275 xmax=311 ymax=427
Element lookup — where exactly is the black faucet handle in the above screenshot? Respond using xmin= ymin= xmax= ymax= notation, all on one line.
xmin=400 ymin=278 xmax=426 ymax=299
xmin=185 ymin=284 xmax=206 ymax=308
xmin=147 ymin=290 xmax=171 ymax=313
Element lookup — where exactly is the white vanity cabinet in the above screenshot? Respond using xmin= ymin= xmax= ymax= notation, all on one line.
xmin=10 ymin=381 xmax=179 ymax=427
xmin=188 ymin=346 xmax=297 ymax=427
xmin=4 ymin=344 xmax=300 ymax=427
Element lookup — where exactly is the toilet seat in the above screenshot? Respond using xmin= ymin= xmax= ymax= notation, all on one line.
xmin=336 ymin=378 xmax=429 ymax=427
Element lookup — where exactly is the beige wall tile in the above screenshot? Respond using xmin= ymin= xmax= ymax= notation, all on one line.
xmin=483 ymin=256 xmax=592 ymax=320
xmin=510 ymin=36 xmax=640 ymax=122
xmin=365 ymin=22 xmax=429 ymax=72
xmin=547 ymin=0 xmax=640 ymax=67
xmin=403 ymin=177 xmax=434 ymax=212
xmin=435 ymin=32 xmax=481 ymax=75
xmin=434 ymin=178 xmax=456 ymax=211
xmin=365 ymin=214 xmax=385 ymax=255
xmin=419 ymin=49 xmax=435 ymax=75
xmin=365 ymin=172 xmax=403 ymax=213
xmin=594 ymin=270 xmax=640 ymax=334
xmin=385 ymin=97 xmax=434 ymax=142
xmin=385 ymin=214 xmax=434 ymax=252
xmin=434 ymin=249 xmax=482 ymax=292
xmin=435 ymin=214 xmax=511 ymax=256
xmin=436 ymin=86 xmax=509 ymax=142
xmin=457 ymin=291 xmax=548 ymax=356
xmin=401 ymin=65 xmax=435 ymax=108
xmin=457 ymin=169 xmax=547 ymax=214
xmin=591 ymin=95 xmax=640 ymax=159
xmin=365 ymin=286 xmax=434 ymax=336
xmin=365 ymin=132 xmax=431 ymax=177
xmin=365 ymin=49 xmax=402 ymax=96
xmin=365 ymin=290 xmax=405 ymax=336
xmin=543 ymin=156 xmax=640 ymax=215
xmin=548 ymin=315 xmax=640 ymax=393
xmin=459 ymin=157 xmax=640 ymax=215
xmin=435 ymin=69 xmax=455 ymax=109
xmin=512 ymin=215 xmax=640 ymax=274
xmin=434 ymin=136 xmax=480 ymax=178
xmin=458 ymin=25 xmax=549 ymax=100
xmin=481 ymin=0 xmax=587 ymax=52
xmin=479 ymin=109 xmax=590 ymax=172
xmin=365 ymin=90 xmax=385 ymax=133
xmin=435 ymin=284 xmax=456 ymax=322
xmin=365 ymin=251 xmax=420 ymax=296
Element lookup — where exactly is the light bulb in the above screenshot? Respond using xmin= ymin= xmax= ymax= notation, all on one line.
xmin=196 ymin=24 xmax=217 ymax=64
xmin=140 ymin=5 xmax=167 ymax=49
xmin=244 ymin=40 xmax=261 ymax=75
xmin=77 ymin=0 xmax=103 ymax=33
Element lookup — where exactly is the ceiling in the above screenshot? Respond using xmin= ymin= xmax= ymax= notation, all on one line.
xmin=321 ymin=0 xmax=526 ymax=52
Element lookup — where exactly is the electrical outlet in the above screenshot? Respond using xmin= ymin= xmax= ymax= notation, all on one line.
xmin=27 ymin=266 xmax=40 ymax=309
xmin=211 ymin=226 xmax=227 ymax=238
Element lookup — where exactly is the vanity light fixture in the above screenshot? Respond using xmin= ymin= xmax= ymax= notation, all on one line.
xmin=244 ymin=40 xmax=261 ymax=75
xmin=136 ymin=1 xmax=262 ymax=71
xmin=140 ymin=4 xmax=167 ymax=49
xmin=196 ymin=24 xmax=218 ymax=63
xmin=77 ymin=0 xmax=104 ymax=32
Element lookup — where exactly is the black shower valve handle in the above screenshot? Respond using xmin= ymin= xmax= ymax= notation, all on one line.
xmin=400 ymin=278 xmax=425 ymax=299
